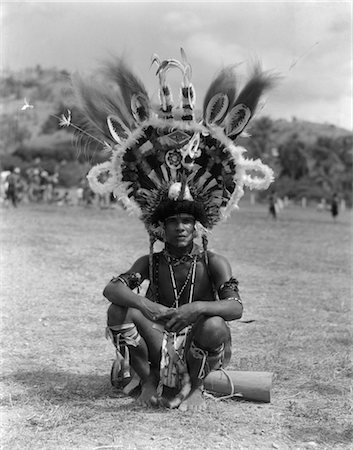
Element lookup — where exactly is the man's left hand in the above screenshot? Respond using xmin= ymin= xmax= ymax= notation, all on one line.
xmin=155 ymin=303 xmax=201 ymax=333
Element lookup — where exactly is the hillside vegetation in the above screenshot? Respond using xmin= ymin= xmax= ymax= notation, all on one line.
xmin=1 ymin=66 xmax=352 ymax=204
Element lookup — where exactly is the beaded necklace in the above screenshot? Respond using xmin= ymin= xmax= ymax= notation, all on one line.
xmin=164 ymin=253 xmax=198 ymax=308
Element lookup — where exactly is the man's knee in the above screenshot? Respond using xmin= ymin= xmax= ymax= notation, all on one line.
xmin=107 ymin=303 xmax=145 ymax=327
xmin=107 ymin=303 xmax=128 ymax=326
xmin=106 ymin=304 xmax=142 ymax=348
xmin=193 ymin=316 xmax=229 ymax=350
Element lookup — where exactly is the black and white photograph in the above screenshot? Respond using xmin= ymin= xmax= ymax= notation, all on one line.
xmin=1 ymin=1 xmax=352 ymax=449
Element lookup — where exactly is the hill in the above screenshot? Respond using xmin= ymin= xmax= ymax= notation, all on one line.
xmin=0 ymin=67 xmax=352 ymax=203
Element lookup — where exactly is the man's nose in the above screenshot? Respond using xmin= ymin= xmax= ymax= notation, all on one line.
xmin=175 ymin=220 xmax=184 ymax=230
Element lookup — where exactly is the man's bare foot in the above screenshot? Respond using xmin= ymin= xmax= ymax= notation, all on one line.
xmin=136 ymin=376 xmax=158 ymax=407
xmin=178 ymin=386 xmax=206 ymax=412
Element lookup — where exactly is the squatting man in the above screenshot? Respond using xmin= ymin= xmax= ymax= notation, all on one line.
xmin=71 ymin=49 xmax=276 ymax=411
xmin=104 ymin=206 xmax=243 ymax=411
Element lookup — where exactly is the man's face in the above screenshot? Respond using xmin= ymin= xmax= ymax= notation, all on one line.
xmin=164 ymin=213 xmax=196 ymax=248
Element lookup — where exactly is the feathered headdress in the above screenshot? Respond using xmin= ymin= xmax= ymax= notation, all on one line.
xmin=73 ymin=49 xmax=277 ymax=242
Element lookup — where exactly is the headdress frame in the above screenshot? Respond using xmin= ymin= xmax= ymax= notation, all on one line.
xmin=73 ymin=49 xmax=277 ymax=279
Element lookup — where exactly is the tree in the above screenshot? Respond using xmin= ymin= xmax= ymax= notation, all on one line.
xmin=0 ymin=116 xmax=32 ymax=153
xmin=278 ymin=134 xmax=308 ymax=180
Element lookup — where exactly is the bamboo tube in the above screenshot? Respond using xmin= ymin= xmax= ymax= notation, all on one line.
xmin=204 ymin=370 xmax=273 ymax=403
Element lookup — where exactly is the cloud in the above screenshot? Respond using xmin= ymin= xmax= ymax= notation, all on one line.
xmin=163 ymin=10 xmax=204 ymax=33
xmin=185 ymin=33 xmax=248 ymax=68
xmin=2 ymin=1 xmax=352 ymax=129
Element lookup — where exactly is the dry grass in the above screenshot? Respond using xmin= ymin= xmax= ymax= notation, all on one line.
xmin=0 ymin=202 xmax=351 ymax=449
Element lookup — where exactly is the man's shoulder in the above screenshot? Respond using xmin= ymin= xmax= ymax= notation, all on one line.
xmin=207 ymin=250 xmax=230 ymax=264
xmin=206 ymin=250 xmax=232 ymax=275
xmin=130 ymin=254 xmax=150 ymax=271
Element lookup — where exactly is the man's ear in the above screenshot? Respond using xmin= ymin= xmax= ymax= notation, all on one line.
xmin=159 ymin=221 xmax=166 ymax=240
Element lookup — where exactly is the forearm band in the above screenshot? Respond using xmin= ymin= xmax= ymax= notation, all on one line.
xmin=224 ymin=296 xmax=242 ymax=305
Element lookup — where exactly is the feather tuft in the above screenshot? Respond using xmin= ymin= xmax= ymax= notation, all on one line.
xmin=203 ymin=67 xmax=237 ymax=123
xmin=72 ymin=73 xmax=133 ymax=145
xmin=232 ymin=62 xmax=279 ymax=116
xmin=104 ymin=59 xmax=151 ymax=121
xmin=224 ymin=63 xmax=279 ymax=139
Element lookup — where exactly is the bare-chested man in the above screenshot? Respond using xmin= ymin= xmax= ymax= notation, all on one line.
xmin=104 ymin=210 xmax=243 ymax=411
xmin=71 ymin=50 xmax=275 ymax=410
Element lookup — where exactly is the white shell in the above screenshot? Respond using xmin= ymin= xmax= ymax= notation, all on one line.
xmin=131 ymin=94 xmax=149 ymax=123
xmin=205 ymin=93 xmax=229 ymax=125
xmin=168 ymin=182 xmax=193 ymax=201
xmin=225 ymin=103 xmax=251 ymax=137
xmin=107 ymin=115 xmax=130 ymax=143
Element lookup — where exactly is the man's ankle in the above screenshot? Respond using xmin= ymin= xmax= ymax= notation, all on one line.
xmin=190 ymin=377 xmax=203 ymax=390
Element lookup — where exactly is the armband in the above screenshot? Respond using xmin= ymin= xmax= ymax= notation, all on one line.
xmin=218 ymin=277 xmax=242 ymax=304
xmin=110 ymin=272 xmax=142 ymax=290
xmin=223 ymin=296 xmax=242 ymax=305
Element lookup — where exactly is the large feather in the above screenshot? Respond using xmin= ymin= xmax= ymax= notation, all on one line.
xmin=72 ymin=74 xmax=133 ymax=143
xmin=203 ymin=67 xmax=237 ymax=122
xmin=104 ymin=59 xmax=151 ymax=119
xmin=232 ymin=63 xmax=278 ymax=114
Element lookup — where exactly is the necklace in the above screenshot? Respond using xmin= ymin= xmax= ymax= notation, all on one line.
xmin=163 ymin=245 xmax=200 ymax=267
xmin=165 ymin=254 xmax=197 ymax=308
xmin=164 ymin=253 xmax=195 ymax=266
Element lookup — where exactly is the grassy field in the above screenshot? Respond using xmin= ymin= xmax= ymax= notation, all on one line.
xmin=0 ymin=202 xmax=351 ymax=449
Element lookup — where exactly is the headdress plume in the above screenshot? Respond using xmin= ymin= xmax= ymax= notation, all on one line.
xmin=72 ymin=74 xmax=133 ymax=144
xmin=203 ymin=67 xmax=237 ymax=125
xmin=104 ymin=59 xmax=151 ymax=123
xmin=73 ymin=50 xmax=278 ymax=241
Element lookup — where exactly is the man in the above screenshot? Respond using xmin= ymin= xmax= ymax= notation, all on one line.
xmin=5 ymin=167 xmax=20 ymax=207
xmin=71 ymin=50 xmax=275 ymax=410
xmin=330 ymin=192 xmax=339 ymax=221
xmin=104 ymin=209 xmax=242 ymax=410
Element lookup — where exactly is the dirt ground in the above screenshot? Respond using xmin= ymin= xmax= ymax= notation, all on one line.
xmin=0 ymin=202 xmax=352 ymax=449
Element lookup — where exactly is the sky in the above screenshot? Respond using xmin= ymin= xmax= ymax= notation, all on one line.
xmin=2 ymin=0 xmax=352 ymax=130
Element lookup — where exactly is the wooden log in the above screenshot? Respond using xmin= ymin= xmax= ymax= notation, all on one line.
xmin=204 ymin=370 xmax=273 ymax=403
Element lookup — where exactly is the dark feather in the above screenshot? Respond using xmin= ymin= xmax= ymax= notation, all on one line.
xmin=72 ymin=73 xmax=133 ymax=143
xmin=233 ymin=63 xmax=278 ymax=114
xmin=203 ymin=67 xmax=237 ymax=121
xmin=104 ymin=59 xmax=151 ymax=119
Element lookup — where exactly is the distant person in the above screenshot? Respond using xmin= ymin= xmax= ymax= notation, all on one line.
xmin=39 ymin=171 xmax=49 ymax=202
xmin=57 ymin=191 xmax=71 ymax=206
xmin=76 ymin=186 xmax=84 ymax=206
xmin=5 ymin=168 xmax=20 ymax=208
xmin=0 ymin=170 xmax=11 ymax=203
xmin=29 ymin=168 xmax=42 ymax=202
xmin=268 ymin=192 xmax=277 ymax=220
xmin=76 ymin=177 xmax=86 ymax=206
xmin=316 ymin=199 xmax=326 ymax=212
xmin=98 ymin=192 xmax=111 ymax=209
xmin=330 ymin=193 xmax=339 ymax=221
xmin=82 ymin=179 xmax=95 ymax=206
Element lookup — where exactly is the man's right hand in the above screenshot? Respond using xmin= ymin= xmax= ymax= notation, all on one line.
xmin=140 ymin=298 xmax=171 ymax=322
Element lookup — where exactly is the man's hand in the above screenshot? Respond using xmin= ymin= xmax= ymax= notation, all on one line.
xmin=155 ymin=303 xmax=201 ymax=333
xmin=140 ymin=298 xmax=171 ymax=322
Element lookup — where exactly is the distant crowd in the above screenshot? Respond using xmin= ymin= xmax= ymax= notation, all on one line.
xmin=267 ymin=190 xmax=342 ymax=221
xmin=0 ymin=167 xmax=115 ymax=209
xmin=1 ymin=166 xmax=344 ymax=221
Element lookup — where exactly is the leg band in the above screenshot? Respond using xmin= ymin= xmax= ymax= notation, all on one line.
xmin=106 ymin=323 xmax=141 ymax=348
xmin=106 ymin=324 xmax=141 ymax=390
xmin=189 ymin=341 xmax=225 ymax=379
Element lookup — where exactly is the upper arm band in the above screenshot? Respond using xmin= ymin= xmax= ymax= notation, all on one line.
xmin=218 ymin=277 xmax=242 ymax=304
xmin=110 ymin=272 xmax=142 ymax=290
